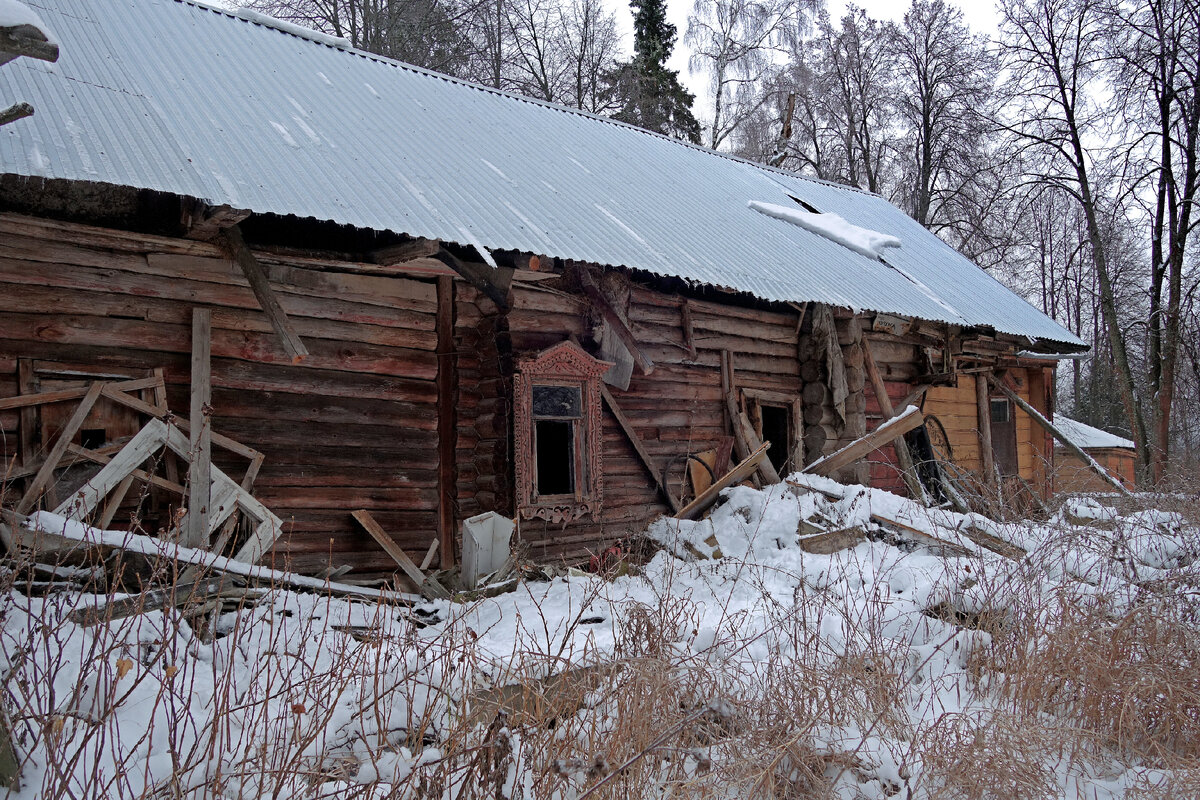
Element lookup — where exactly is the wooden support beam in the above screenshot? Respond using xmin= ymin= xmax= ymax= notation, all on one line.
xmin=0 ymin=26 xmax=59 ymax=64
xmin=987 ymin=375 xmax=1132 ymax=496
xmin=976 ymin=373 xmax=996 ymax=488
xmin=371 ymin=238 xmax=440 ymax=265
xmin=68 ymin=576 xmax=236 ymax=627
xmin=187 ymin=308 xmax=213 ymax=548
xmin=433 ymin=248 xmax=511 ymax=311
xmin=862 ymin=340 xmax=928 ymax=504
xmin=65 ymin=443 xmax=185 ymax=495
xmin=352 ymin=510 xmax=450 ymax=598
xmin=436 ymin=275 xmax=457 ymax=569
xmin=16 ymin=358 xmax=36 ymax=466
xmin=0 ymin=101 xmax=33 ymax=127
xmin=420 ymin=539 xmax=440 ymax=572
xmin=577 ymin=267 xmax=654 ymax=375
xmin=217 ymin=225 xmax=309 ymax=362
xmin=676 ymin=442 xmax=770 ymax=521
xmin=181 ymin=200 xmax=251 ymax=241
xmin=600 ymin=385 xmax=680 ymax=512
xmin=16 ymin=383 xmax=104 ymax=516
xmin=803 ymin=405 xmax=924 ymax=478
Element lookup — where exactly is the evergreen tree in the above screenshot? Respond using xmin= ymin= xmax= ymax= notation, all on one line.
xmin=610 ymin=0 xmax=701 ymax=143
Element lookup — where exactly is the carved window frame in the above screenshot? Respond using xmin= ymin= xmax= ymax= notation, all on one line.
xmin=514 ymin=341 xmax=611 ymax=523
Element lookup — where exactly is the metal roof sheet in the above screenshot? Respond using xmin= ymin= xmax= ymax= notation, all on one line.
xmin=0 ymin=0 xmax=1083 ymax=348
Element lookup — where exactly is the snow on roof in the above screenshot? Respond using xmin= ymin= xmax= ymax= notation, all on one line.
xmin=749 ymin=200 xmax=901 ymax=261
xmin=0 ymin=0 xmax=54 ymax=40
xmin=1055 ymin=416 xmax=1136 ymax=451
xmin=0 ymin=0 xmax=1084 ymax=348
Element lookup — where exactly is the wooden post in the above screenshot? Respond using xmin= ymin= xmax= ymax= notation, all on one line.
xmin=862 ymin=340 xmax=928 ymax=503
xmin=436 ymin=275 xmax=457 ymax=569
xmin=976 ymin=373 xmax=996 ymax=488
xmin=987 ymin=375 xmax=1132 ymax=496
xmin=16 ymin=358 xmax=37 ymax=467
xmin=187 ymin=308 xmax=213 ymax=548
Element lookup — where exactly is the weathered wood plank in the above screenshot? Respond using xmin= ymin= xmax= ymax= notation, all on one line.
xmin=53 ymin=418 xmax=169 ymax=519
xmin=676 ymin=442 xmax=770 ymax=521
xmin=16 ymin=383 xmax=104 ymax=515
xmin=186 ymin=309 xmax=213 ymax=547
xmin=803 ymin=406 xmax=924 ymax=478
xmin=351 ymin=510 xmax=449 ymax=598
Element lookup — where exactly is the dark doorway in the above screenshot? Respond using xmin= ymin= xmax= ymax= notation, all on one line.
xmin=535 ymin=419 xmax=575 ymax=495
xmin=760 ymin=404 xmax=792 ymax=475
xmin=989 ymin=397 xmax=1019 ymax=476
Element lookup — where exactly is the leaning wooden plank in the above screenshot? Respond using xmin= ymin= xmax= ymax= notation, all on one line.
xmin=738 ymin=411 xmax=781 ymax=484
xmin=18 ymin=511 xmax=420 ymax=604
xmin=802 ymin=405 xmax=924 ymax=478
xmin=862 ymin=339 xmax=928 ymax=504
xmin=600 ymin=385 xmax=680 ymax=512
xmin=352 ymin=510 xmax=450 ymax=599
xmin=67 ymin=576 xmax=237 ymax=627
xmin=419 ymin=539 xmax=440 ymax=572
xmin=98 ymin=474 xmax=136 ymax=529
xmin=218 ymin=225 xmax=308 ymax=362
xmin=100 ymin=386 xmax=261 ymax=461
xmin=16 ymin=383 xmax=106 ymax=515
xmin=987 ymin=376 xmax=1133 ymax=497
xmin=0 ymin=376 xmax=163 ymax=411
xmin=676 ymin=442 xmax=771 ymax=521
xmin=53 ymin=419 xmax=169 ymax=519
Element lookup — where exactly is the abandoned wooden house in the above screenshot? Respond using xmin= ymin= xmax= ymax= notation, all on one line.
xmin=0 ymin=0 xmax=1087 ymax=578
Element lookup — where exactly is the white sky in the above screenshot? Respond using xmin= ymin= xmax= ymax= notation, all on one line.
xmin=608 ymin=0 xmax=1003 ymax=104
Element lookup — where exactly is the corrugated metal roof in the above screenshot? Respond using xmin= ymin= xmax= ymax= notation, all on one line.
xmin=0 ymin=0 xmax=1083 ymax=348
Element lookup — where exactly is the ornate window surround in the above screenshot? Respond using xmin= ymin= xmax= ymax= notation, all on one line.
xmin=513 ymin=341 xmax=612 ymax=523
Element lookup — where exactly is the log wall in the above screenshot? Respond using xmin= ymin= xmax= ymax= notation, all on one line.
xmin=0 ymin=213 xmax=445 ymax=576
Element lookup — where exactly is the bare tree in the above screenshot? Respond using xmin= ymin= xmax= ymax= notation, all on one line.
xmin=559 ymin=0 xmax=622 ymax=112
xmin=1110 ymin=0 xmax=1200 ymax=483
xmin=684 ymin=0 xmax=814 ymax=149
xmin=892 ymin=0 xmax=996 ymax=230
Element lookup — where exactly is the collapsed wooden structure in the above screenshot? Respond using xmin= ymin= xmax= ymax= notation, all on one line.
xmin=0 ymin=0 xmax=1096 ymax=580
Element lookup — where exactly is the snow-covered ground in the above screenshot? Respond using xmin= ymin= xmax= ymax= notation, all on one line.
xmin=3 ymin=480 xmax=1198 ymax=798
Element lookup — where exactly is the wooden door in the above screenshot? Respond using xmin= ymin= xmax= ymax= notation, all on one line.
xmin=988 ymin=396 xmax=1019 ymax=476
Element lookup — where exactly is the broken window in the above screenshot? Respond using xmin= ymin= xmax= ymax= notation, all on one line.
xmin=514 ymin=341 xmax=612 ymax=523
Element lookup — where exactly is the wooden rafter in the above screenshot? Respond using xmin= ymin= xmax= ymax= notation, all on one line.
xmin=217 ymin=225 xmax=309 ymax=362
xmin=577 ymin=266 xmax=653 ymax=375
xmin=371 ymin=237 xmax=440 ymax=266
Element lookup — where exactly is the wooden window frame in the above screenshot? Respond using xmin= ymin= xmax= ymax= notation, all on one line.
xmin=514 ymin=341 xmax=612 ymax=523
xmin=741 ymin=388 xmax=803 ymax=474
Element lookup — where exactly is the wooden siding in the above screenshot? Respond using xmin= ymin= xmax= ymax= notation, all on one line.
xmin=0 ymin=213 xmax=444 ymax=576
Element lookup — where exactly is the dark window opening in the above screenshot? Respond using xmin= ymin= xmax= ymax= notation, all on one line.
xmin=990 ymin=398 xmax=1010 ymax=424
xmin=535 ymin=420 xmax=575 ymax=496
xmin=80 ymin=428 xmax=107 ymax=449
xmin=760 ymin=404 xmax=791 ymax=475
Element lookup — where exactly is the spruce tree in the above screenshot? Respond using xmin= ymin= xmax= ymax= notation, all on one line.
xmin=611 ymin=0 xmax=701 ymax=143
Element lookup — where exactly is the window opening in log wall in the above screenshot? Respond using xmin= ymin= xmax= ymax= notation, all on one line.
xmin=514 ymin=341 xmax=612 ymax=523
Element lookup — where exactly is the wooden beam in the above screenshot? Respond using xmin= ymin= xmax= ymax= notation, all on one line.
xmin=371 ymin=238 xmax=440 ymax=265
xmin=577 ymin=267 xmax=654 ymax=375
xmin=600 ymin=385 xmax=680 ymax=512
xmin=217 ymin=225 xmax=309 ymax=362
xmin=803 ymin=405 xmax=924 ymax=478
xmin=68 ymin=576 xmax=235 ymax=627
xmin=97 ymin=474 xmax=135 ymax=529
xmin=0 ymin=102 xmax=33 ymax=127
xmin=16 ymin=358 xmax=36 ymax=467
xmin=15 ymin=382 xmax=104 ymax=516
xmin=436 ymin=275 xmax=457 ymax=569
xmin=0 ymin=26 xmax=59 ymax=64
xmin=976 ymin=373 xmax=996 ymax=488
xmin=186 ymin=308 xmax=213 ymax=548
xmin=681 ymin=300 xmax=698 ymax=361
xmin=862 ymin=340 xmax=928 ymax=503
xmin=352 ymin=510 xmax=450 ymax=598
xmin=0 ymin=375 xmax=163 ymax=411
xmin=433 ymin=248 xmax=511 ymax=310
xmin=181 ymin=200 xmax=252 ymax=241
xmin=987 ymin=375 xmax=1132 ymax=496
xmin=65 ymin=443 xmax=185 ymax=495
xmin=676 ymin=442 xmax=770 ymax=521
